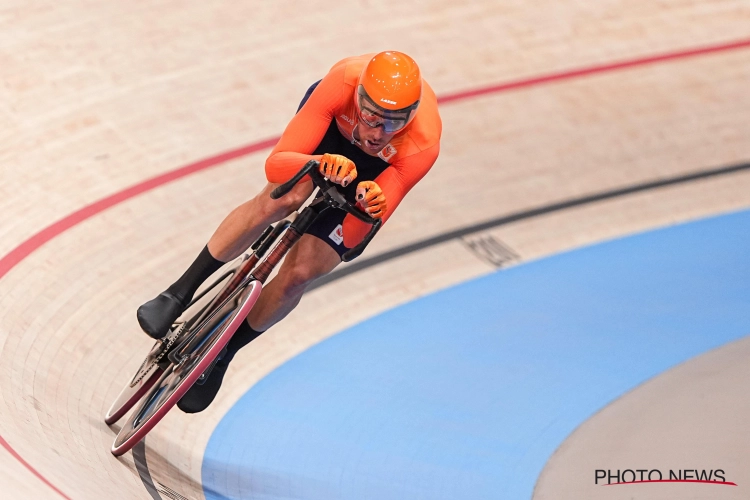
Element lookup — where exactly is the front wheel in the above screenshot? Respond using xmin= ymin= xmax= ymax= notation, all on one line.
xmin=110 ymin=280 xmax=262 ymax=457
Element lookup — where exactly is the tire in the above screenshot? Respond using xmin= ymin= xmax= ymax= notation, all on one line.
xmin=110 ymin=279 xmax=262 ymax=457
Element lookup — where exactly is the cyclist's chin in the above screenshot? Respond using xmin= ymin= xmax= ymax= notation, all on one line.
xmin=363 ymin=138 xmax=383 ymax=153
xmin=359 ymin=136 xmax=393 ymax=156
xmin=355 ymin=125 xmax=394 ymax=156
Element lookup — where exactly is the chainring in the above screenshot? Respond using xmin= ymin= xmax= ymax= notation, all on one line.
xmin=128 ymin=322 xmax=187 ymax=387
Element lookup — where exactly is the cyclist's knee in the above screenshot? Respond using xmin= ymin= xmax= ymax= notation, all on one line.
xmin=278 ymin=262 xmax=324 ymax=296
xmin=255 ymin=182 xmax=310 ymax=221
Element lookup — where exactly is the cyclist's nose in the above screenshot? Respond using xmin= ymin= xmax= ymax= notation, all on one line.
xmin=369 ymin=125 xmax=385 ymax=142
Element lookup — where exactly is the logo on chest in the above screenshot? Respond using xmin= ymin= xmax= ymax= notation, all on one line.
xmin=378 ymin=144 xmax=398 ymax=161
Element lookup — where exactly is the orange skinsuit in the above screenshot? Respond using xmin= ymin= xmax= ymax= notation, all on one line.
xmin=265 ymin=54 xmax=442 ymax=249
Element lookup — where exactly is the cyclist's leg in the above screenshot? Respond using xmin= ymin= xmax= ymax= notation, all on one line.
xmin=207 ymin=180 xmax=314 ymax=261
xmin=137 ymin=180 xmax=314 ymax=339
xmin=246 ymin=233 xmax=341 ymax=331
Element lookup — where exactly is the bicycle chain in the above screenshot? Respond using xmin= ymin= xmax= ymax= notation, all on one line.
xmin=156 ymin=321 xmax=187 ymax=363
xmin=129 ymin=322 xmax=187 ymax=386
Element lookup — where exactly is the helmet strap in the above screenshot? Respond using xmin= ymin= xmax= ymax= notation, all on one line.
xmin=351 ymin=122 xmax=362 ymax=146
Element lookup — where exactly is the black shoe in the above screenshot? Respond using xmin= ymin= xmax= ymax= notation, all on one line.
xmin=177 ymin=356 xmax=229 ymax=414
xmin=136 ymin=292 xmax=185 ymax=339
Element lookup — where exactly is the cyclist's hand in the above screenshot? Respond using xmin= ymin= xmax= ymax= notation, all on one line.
xmin=320 ymin=153 xmax=357 ymax=187
xmin=355 ymin=181 xmax=387 ymax=219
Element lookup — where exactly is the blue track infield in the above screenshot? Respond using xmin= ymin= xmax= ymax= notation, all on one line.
xmin=202 ymin=209 xmax=750 ymax=500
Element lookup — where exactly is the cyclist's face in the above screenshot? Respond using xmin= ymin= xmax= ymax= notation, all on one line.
xmin=356 ymin=116 xmax=396 ymax=155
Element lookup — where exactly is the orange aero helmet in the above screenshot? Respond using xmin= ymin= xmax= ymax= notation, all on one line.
xmin=355 ymin=51 xmax=422 ymax=134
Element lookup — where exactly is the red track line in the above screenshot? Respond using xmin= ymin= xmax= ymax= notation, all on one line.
xmin=437 ymin=37 xmax=750 ymax=104
xmin=0 ymin=138 xmax=278 ymax=282
xmin=0 ymin=436 xmax=72 ymax=500
xmin=604 ymin=479 xmax=737 ymax=486
xmin=0 ymin=36 xmax=749 ymax=499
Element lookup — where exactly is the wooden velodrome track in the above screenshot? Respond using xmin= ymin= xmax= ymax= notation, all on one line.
xmin=1 ymin=1 xmax=749 ymax=498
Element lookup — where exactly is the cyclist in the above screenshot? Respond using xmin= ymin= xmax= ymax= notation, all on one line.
xmin=137 ymin=51 xmax=442 ymax=413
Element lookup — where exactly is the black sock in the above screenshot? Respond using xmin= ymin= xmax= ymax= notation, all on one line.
xmin=166 ymin=245 xmax=224 ymax=305
xmin=220 ymin=320 xmax=264 ymax=366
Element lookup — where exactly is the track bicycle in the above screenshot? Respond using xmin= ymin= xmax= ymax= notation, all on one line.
xmin=105 ymin=160 xmax=381 ymax=456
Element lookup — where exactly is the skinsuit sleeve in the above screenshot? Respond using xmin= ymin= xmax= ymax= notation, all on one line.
xmin=264 ymin=63 xmax=346 ymax=183
xmin=342 ymin=142 xmax=440 ymax=248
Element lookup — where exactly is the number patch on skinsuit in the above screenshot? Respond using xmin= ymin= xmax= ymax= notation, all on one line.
xmin=329 ymin=224 xmax=344 ymax=245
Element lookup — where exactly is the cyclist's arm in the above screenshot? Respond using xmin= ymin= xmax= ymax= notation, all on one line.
xmin=264 ymin=66 xmax=346 ymax=183
xmin=342 ymin=142 xmax=440 ymax=248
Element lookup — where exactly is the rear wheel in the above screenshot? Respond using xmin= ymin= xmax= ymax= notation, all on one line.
xmin=110 ymin=279 xmax=262 ymax=456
